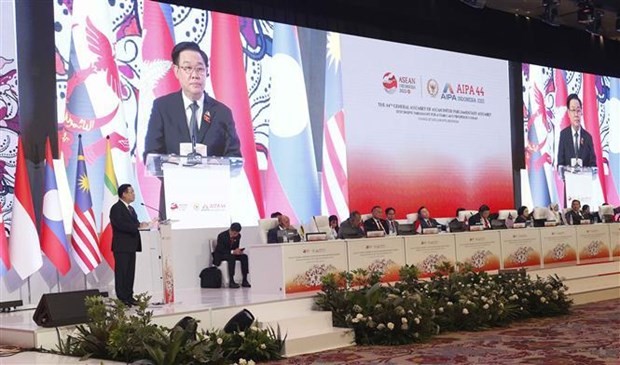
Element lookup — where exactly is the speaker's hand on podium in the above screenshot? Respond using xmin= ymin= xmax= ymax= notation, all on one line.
xmin=139 ymin=221 xmax=151 ymax=230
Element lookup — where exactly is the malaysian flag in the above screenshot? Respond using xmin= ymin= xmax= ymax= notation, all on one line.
xmin=70 ymin=137 xmax=102 ymax=274
xmin=40 ymin=138 xmax=71 ymax=275
xmin=320 ymin=32 xmax=349 ymax=220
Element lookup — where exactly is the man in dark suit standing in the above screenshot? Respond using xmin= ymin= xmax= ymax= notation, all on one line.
xmin=144 ymin=41 xmax=241 ymax=159
xmin=213 ymin=223 xmax=250 ymax=288
xmin=364 ymin=206 xmax=388 ymax=234
xmin=110 ymin=184 xmax=152 ymax=306
xmin=557 ymin=94 xmax=596 ymax=167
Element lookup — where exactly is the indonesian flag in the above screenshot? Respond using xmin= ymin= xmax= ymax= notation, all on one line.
xmin=99 ymin=137 xmax=117 ymax=269
xmin=0 ymin=204 xmax=10 ymax=276
xmin=9 ymin=137 xmax=43 ymax=279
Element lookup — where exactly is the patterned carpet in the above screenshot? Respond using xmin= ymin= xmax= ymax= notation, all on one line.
xmin=271 ymin=298 xmax=620 ymax=365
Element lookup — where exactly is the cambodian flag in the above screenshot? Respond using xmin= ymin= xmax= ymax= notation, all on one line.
xmin=40 ymin=138 xmax=71 ymax=275
xmin=321 ymin=32 xmax=349 ymax=220
xmin=264 ymin=23 xmax=320 ymax=224
xmin=70 ymin=137 xmax=102 ymax=274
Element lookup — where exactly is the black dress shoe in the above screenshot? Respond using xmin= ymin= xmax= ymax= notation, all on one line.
xmin=121 ymin=300 xmax=133 ymax=307
xmin=229 ymin=282 xmax=240 ymax=288
xmin=128 ymin=298 xmax=139 ymax=306
xmin=242 ymin=281 xmax=252 ymax=288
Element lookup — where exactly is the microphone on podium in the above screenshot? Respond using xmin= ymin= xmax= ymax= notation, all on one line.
xmin=141 ymin=202 xmax=166 ymax=224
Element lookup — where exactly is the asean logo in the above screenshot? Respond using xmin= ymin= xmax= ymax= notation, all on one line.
xmin=427 ymin=79 xmax=439 ymax=97
xmin=382 ymin=72 xmax=398 ymax=94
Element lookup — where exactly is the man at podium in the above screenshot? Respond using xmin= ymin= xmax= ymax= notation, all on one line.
xmin=557 ymin=94 xmax=596 ymax=167
xmin=144 ymin=41 xmax=241 ymax=159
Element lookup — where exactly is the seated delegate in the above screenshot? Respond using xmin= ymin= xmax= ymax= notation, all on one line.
xmin=267 ymin=214 xmax=301 ymax=243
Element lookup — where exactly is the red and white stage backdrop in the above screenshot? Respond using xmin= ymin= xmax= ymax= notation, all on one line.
xmin=48 ymin=0 xmax=514 ymax=238
xmin=522 ymin=64 xmax=620 ymax=209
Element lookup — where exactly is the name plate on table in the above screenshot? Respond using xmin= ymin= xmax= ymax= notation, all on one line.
xmin=544 ymin=221 xmax=557 ymax=227
xmin=367 ymin=230 xmax=385 ymax=238
xmin=512 ymin=223 xmax=526 ymax=229
xmin=422 ymin=227 xmax=439 ymax=234
xmin=306 ymin=232 xmax=327 ymax=242
xmin=469 ymin=225 xmax=485 ymax=231
xmin=579 ymin=219 xmax=592 ymax=225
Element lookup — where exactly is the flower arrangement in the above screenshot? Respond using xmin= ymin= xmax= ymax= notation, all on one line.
xmin=315 ymin=262 xmax=572 ymax=346
xmin=56 ymin=294 xmax=285 ymax=364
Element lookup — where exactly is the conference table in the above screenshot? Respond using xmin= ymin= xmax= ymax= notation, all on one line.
xmin=248 ymin=223 xmax=620 ymax=295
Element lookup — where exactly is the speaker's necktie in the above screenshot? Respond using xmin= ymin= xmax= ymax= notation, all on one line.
xmin=189 ymin=101 xmax=199 ymax=142
xmin=574 ymin=131 xmax=579 ymax=158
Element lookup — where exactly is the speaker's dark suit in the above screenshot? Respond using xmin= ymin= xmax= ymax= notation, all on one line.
xmin=364 ymin=218 xmax=388 ymax=234
xmin=565 ymin=210 xmax=584 ymax=225
xmin=557 ymin=127 xmax=596 ymax=167
xmin=143 ymin=91 xmax=241 ymax=159
xmin=110 ymin=200 xmax=142 ymax=302
xmin=213 ymin=230 xmax=248 ymax=281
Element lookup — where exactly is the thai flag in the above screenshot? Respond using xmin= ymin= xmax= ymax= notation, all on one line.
xmin=70 ymin=137 xmax=102 ymax=274
xmin=40 ymin=138 xmax=71 ymax=275
xmin=264 ymin=23 xmax=320 ymax=224
xmin=211 ymin=12 xmax=265 ymax=218
xmin=8 ymin=137 xmax=42 ymax=279
xmin=320 ymin=32 xmax=349 ymax=220
xmin=0 ymin=208 xmax=10 ymax=276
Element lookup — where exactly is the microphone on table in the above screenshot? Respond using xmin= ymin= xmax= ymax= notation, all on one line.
xmin=312 ymin=216 xmax=321 ymax=233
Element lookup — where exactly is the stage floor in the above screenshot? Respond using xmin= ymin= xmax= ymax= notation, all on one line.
xmin=0 ymin=287 xmax=315 ymax=333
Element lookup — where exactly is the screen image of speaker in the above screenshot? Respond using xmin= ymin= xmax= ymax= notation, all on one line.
xmin=33 ymin=289 xmax=101 ymax=327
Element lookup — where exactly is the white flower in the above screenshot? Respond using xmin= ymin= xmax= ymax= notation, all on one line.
xmin=351 ymin=318 xmax=359 ymax=323
xmin=401 ymin=317 xmax=408 ymax=324
xmin=438 ymin=307 xmax=444 ymax=313
xmin=401 ymin=323 xmax=409 ymax=330
xmin=462 ymin=308 xmax=469 ymax=315
xmin=238 ymin=359 xmax=247 ymax=365
xmin=248 ymin=361 xmax=256 ymax=365
xmin=540 ymin=297 xmax=547 ymax=303
xmin=387 ymin=322 xmax=395 ymax=330
xmin=353 ymin=304 xmax=363 ymax=313
xmin=238 ymin=331 xmax=245 ymax=338
xmin=481 ymin=296 xmax=487 ymax=301
xmin=260 ymin=343 xmax=267 ymax=350
xmin=534 ymin=290 xmax=542 ymax=296
xmin=216 ymin=337 xmax=223 ymax=345
xmin=413 ymin=317 xmax=420 ymax=325
xmin=377 ymin=323 xmax=386 ymax=330
xmin=356 ymin=313 xmax=363 ymax=319
xmin=447 ymin=301 xmax=453 ymax=306
xmin=483 ymin=304 xmax=489 ymax=310
xmin=414 ymin=332 xmax=419 ymax=338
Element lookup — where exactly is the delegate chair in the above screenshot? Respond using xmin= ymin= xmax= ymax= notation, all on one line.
xmin=406 ymin=213 xmax=418 ymax=223
xmin=258 ymin=218 xmax=278 ymax=244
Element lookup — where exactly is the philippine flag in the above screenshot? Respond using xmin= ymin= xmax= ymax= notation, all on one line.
xmin=40 ymin=138 xmax=72 ymax=275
